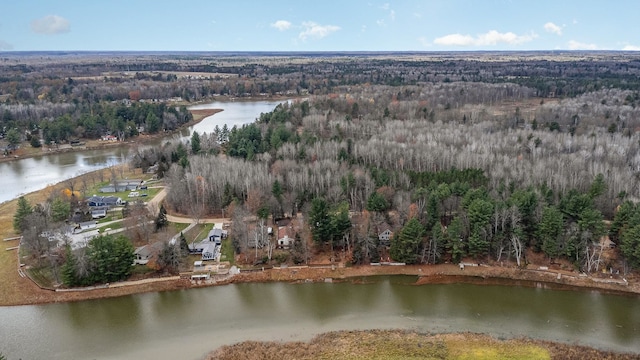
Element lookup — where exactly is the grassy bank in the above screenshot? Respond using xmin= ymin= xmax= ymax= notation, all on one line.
xmin=0 ymin=165 xmax=158 ymax=305
xmin=207 ymin=330 xmax=638 ymax=360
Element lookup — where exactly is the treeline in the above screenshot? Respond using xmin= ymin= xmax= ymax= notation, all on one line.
xmin=1 ymin=101 xmax=192 ymax=144
xmin=3 ymin=52 xmax=640 ymax=102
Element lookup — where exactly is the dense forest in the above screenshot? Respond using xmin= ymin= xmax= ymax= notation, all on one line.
xmin=3 ymin=51 xmax=640 ymax=144
xmin=127 ymin=54 xmax=640 ymax=273
xmin=4 ymin=52 xmax=640 ymax=273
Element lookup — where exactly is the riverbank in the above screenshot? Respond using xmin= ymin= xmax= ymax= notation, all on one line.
xmin=0 ymin=173 xmax=639 ymax=306
xmin=0 ymin=107 xmax=221 ymax=165
xmin=1 ymin=254 xmax=639 ymax=306
xmin=207 ymin=329 xmax=640 ymax=360
xmin=223 ymin=262 xmax=640 ymax=297
xmin=1 ymin=182 xmax=639 ymax=305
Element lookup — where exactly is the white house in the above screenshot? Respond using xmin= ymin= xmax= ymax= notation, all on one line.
xmin=91 ymin=207 xmax=108 ymax=219
xmin=133 ymin=242 xmax=164 ymax=265
xmin=189 ymin=228 xmax=223 ymax=261
xmin=201 ymin=243 xmax=219 ymax=261
xmin=277 ymin=226 xmax=295 ymax=249
xmin=377 ymin=224 xmax=393 ymax=246
xmin=134 ymin=245 xmax=152 ymax=265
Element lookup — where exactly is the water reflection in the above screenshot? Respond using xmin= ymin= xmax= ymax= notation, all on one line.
xmin=1 ymin=278 xmax=639 ymax=360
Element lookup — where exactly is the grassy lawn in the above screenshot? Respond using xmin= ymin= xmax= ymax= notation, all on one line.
xmin=446 ymin=336 xmax=549 ymax=360
xmin=220 ymin=238 xmax=235 ymax=265
xmin=184 ymin=254 xmax=202 ymax=270
xmin=96 ymin=210 xmax=125 ymax=223
xmin=97 ymin=221 xmax=123 ymax=233
xmin=90 ymin=185 xmax=161 ymax=203
xmin=172 ymin=222 xmax=190 ymax=234
xmin=130 ymin=265 xmax=155 ymax=277
xmin=183 ymin=223 xmax=213 ymax=243
xmin=26 ymin=265 xmax=57 ymax=289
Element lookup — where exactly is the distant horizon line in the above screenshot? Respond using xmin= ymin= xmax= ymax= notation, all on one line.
xmin=1 ymin=49 xmax=639 ymax=56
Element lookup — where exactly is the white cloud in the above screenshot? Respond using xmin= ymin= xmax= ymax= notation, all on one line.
xmin=376 ymin=19 xmax=386 ymax=27
xmin=0 ymin=40 xmax=13 ymax=50
xmin=544 ymin=22 xmax=562 ymax=35
xmin=379 ymin=3 xmax=395 ymax=21
xmin=434 ymin=30 xmax=537 ymax=46
xmin=271 ymin=20 xmax=292 ymax=31
xmin=567 ymin=40 xmax=597 ymax=50
xmin=434 ymin=33 xmax=475 ymax=46
xmin=623 ymin=45 xmax=640 ymax=51
xmin=413 ymin=12 xmax=422 ymax=19
xmin=30 ymin=15 xmax=70 ymax=34
xmin=298 ymin=22 xmax=340 ymax=41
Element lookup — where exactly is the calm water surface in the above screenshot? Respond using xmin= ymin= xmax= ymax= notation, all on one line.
xmin=0 ymin=277 xmax=638 ymax=359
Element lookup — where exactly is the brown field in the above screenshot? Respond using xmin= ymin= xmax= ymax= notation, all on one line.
xmin=206 ymin=330 xmax=640 ymax=360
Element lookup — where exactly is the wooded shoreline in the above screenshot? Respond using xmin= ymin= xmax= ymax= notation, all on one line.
xmin=0 ymin=107 xmax=221 ymax=165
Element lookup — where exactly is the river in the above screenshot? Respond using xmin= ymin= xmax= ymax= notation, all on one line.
xmin=0 ymin=276 xmax=638 ymax=359
xmin=0 ymin=100 xmax=286 ymax=204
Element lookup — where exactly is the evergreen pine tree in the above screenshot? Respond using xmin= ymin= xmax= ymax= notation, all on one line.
xmin=390 ymin=218 xmax=424 ymax=264
xmin=179 ymin=232 xmax=190 ymax=255
xmin=13 ymin=196 xmax=33 ymax=233
xmin=61 ymin=245 xmax=78 ymax=287
xmin=155 ymin=204 xmax=168 ymax=231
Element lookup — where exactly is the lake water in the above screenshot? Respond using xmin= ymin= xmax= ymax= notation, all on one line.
xmin=0 ymin=276 xmax=638 ymax=359
xmin=0 ymin=100 xmax=286 ymax=204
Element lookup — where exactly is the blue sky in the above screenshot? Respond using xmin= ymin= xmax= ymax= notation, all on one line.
xmin=1 ymin=0 xmax=638 ymax=52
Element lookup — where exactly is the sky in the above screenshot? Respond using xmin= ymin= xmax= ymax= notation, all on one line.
xmin=0 ymin=0 xmax=639 ymax=52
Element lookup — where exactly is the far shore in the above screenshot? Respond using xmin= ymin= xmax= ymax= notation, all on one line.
xmin=0 ymin=107 xmax=222 ymax=165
